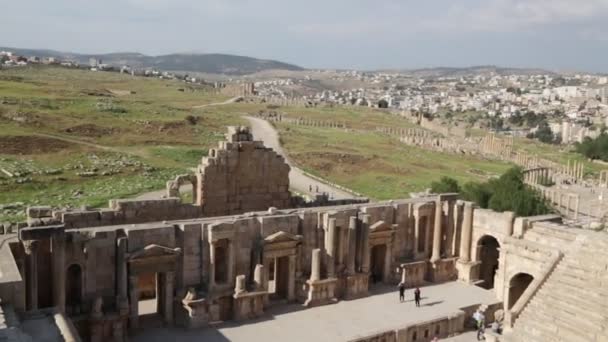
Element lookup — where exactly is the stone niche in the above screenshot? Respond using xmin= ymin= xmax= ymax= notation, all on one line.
xmin=196 ymin=126 xmax=292 ymax=217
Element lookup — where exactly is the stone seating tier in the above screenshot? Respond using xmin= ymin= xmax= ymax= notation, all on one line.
xmin=506 ymin=235 xmax=608 ymax=342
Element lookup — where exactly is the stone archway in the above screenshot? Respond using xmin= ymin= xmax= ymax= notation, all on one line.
xmin=477 ymin=235 xmax=500 ymax=289
xmin=508 ymin=273 xmax=534 ymax=309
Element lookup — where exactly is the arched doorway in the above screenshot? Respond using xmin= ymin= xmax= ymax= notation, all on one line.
xmin=508 ymin=273 xmax=534 ymax=309
xmin=370 ymin=244 xmax=387 ymax=284
xmin=477 ymin=236 xmax=500 ymax=289
xmin=66 ymin=264 xmax=82 ymax=315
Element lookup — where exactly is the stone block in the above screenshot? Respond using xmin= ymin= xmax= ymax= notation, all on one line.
xmin=26 ymin=206 xmax=53 ymax=218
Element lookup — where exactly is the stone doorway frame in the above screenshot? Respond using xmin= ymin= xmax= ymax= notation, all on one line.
xmin=368 ymin=221 xmax=395 ymax=284
xmin=262 ymin=231 xmax=302 ymax=302
xmin=127 ymin=244 xmax=181 ymax=330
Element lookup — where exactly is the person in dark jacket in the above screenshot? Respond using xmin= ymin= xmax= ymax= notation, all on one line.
xmin=398 ymin=283 xmax=405 ymax=302
xmin=414 ymin=287 xmax=421 ymax=307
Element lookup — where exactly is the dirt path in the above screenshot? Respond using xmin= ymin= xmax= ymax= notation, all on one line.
xmin=31 ymin=133 xmax=123 ymax=153
xmin=192 ymin=97 xmax=241 ymax=109
xmin=244 ymin=116 xmax=355 ymax=200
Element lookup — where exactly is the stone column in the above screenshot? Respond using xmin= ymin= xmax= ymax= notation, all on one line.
xmin=52 ymin=232 xmax=66 ymax=313
xmin=128 ymin=275 xmax=139 ymax=329
xmin=445 ymin=200 xmax=455 ymax=257
xmin=326 ymin=218 xmax=337 ymax=278
xmin=288 ymin=255 xmax=296 ymax=300
xmin=574 ymin=195 xmax=580 ymax=220
xmin=361 ymin=215 xmax=371 ymax=273
xmin=414 ymin=211 xmax=422 ymax=260
xmin=383 ymin=242 xmax=392 ymax=283
xmin=459 ymin=202 xmax=474 ymax=263
xmin=310 ymin=249 xmax=321 ymax=281
xmin=254 ymin=264 xmax=265 ymax=291
xmin=209 ymin=242 xmax=216 ymax=289
xmin=430 ymin=199 xmax=443 ymax=263
xmin=163 ymin=271 xmax=174 ymax=325
xmin=228 ymin=240 xmax=235 ymax=286
xmin=347 ymin=216 xmax=357 ymax=274
xmin=400 ymin=267 xmax=407 ymax=284
xmin=116 ymin=237 xmax=129 ymax=315
xmin=24 ymin=240 xmax=39 ymax=311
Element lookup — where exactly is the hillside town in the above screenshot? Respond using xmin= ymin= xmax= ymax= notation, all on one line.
xmin=255 ymin=70 xmax=608 ymax=145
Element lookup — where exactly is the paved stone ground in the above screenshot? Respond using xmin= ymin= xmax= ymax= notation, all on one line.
xmin=132 ymin=282 xmax=498 ymax=342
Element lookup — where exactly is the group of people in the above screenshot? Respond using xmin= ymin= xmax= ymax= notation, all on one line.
xmin=397 ymin=282 xmax=421 ymax=307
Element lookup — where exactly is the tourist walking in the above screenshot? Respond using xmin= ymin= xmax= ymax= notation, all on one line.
xmin=398 ymin=283 xmax=405 ymax=302
xmin=476 ymin=316 xmax=486 ymax=341
xmin=414 ymin=287 xmax=421 ymax=307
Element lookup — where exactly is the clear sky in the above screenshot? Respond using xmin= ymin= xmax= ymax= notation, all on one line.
xmin=2 ymin=0 xmax=608 ymax=72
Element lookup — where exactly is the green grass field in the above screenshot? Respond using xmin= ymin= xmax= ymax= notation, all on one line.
xmin=276 ymin=124 xmax=512 ymax=200
xmin=0 ymin=66 xmax=252 ymax=221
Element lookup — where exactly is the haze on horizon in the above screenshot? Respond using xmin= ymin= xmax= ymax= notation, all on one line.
xmin=2 ymin=0 xmax=608 ymax=72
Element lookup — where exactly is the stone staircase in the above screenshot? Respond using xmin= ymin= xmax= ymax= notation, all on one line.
xmin=521 ymin=222 xmax=578 ymax=249
xmin=505 ymin=232 xmax=608 ymax=342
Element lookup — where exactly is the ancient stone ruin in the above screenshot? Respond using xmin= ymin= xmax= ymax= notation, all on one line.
xmin=195 ymin=126 xmax=291 ymax=216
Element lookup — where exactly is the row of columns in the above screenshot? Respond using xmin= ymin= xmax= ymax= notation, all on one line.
xmin=564 ymin=160 xmax=584 ymax=181
xmin=524 ymin=168 xmax=553 ymax=185
xmin=482 ymin=134 xmax=514 ymax=157
xmin=378 ymin=127 xmax=431 ymax=138
xmin=538 ymin=187 xmax=581 ymax=220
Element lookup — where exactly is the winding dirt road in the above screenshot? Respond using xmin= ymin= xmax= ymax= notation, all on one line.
xmin=244 ymin=116 xmax=354 ymax=200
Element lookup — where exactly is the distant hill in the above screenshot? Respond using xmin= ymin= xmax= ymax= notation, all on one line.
xmin=0 ymin=47 xmax=305 ymax=75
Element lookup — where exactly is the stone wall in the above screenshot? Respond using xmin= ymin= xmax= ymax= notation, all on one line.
xmin=25 ymin=198 xmax=202 ymax=229
xmin=196 ymin=126 xmax=291 ymax=216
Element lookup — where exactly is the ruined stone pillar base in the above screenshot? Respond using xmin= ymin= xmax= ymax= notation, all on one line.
xmin=181 ymin=298 xmax=210 ymax=329
xmin=304 ymin=278 xmax=338 ymax=307
xmin=426 ymin=257 xmax=459 ymax=283
xmin=344 ymin=273 xmax=369 ymax=300
xmin=232 ymin=291 xmax=267 ymax=321
xmin=455 ymin=260 xmax=481 ymax=284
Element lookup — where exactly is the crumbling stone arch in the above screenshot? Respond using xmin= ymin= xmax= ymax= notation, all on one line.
xmin=166 ymin=174 xmax=197 ymax=203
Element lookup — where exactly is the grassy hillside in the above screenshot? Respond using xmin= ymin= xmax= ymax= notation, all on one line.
xmin=0 ymin=66 xmax=251 ymax=221
xmin=276 ymin=124 xmax=512 ymax=200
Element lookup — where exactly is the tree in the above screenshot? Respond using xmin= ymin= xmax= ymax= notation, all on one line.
xmin=431 ymin=177 xmax=461 ymax=194
xmin=575 ymin=133 xmax=608 ymax=161
xmin=434 ymin=167 xmax=552 ymax=216
xmin=533 ymin=122 xmax=556 ymax=144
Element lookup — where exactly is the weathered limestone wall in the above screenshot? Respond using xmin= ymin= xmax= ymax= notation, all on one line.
xmin=196 ymin=126 xmax=291 ymax=216
xmin=25 ymin=198 xmax=202 ymax=229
